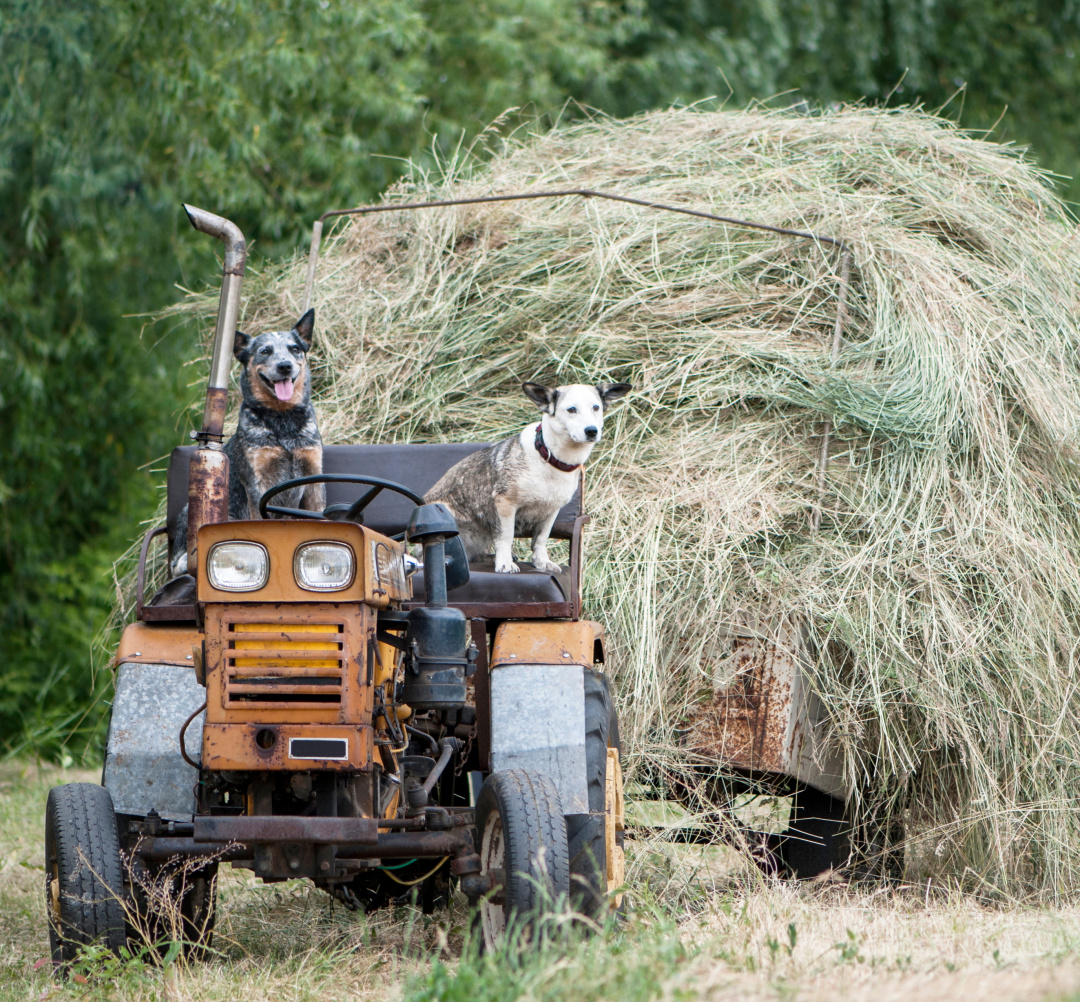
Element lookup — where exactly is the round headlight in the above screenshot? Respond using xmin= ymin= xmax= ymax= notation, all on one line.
xmin=207 ymin=541 xmax=269 ymax=592
xmin=294 ymin=542 xmax=355 ymax=592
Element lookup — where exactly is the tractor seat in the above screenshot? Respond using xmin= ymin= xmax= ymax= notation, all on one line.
xmin=411 ymin=555 xmax=572 ymax=608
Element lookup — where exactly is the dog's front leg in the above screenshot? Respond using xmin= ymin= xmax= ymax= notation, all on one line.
xmin=248 ymin=446 xmax=289 ymax=518
xmin=530 ymin=510 xmax=562 ymax=574
xmin=493 ymin=496 xmax=520 ymax=574
xmin=295 ymin=446 xmax=325 ymax=514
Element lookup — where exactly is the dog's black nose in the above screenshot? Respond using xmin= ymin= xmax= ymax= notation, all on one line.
xmin=584 ymin=426 xmax=598 ymax=441
xmin=275 ymin=361 xmax=293 ymax=375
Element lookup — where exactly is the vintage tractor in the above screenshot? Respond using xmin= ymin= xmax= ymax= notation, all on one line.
xmin=44 ymin=205 xmax=624 ymax=964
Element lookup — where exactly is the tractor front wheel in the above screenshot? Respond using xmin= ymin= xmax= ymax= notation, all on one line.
xmin=474 ymin=769 xmax=569 ymax=950
xmin=45 ymin=784 xmax=128 ymax=968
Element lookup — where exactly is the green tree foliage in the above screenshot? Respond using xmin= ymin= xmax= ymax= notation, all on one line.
xmin=583 ymin=1 xmax=1080 ymax=195
xmin=0 ymin=0 xmax=600 ymax=756
xmin=4 ymin=0 xmax=1080 ymax=758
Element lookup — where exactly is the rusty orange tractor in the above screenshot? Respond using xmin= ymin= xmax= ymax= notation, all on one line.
xmin=44 ymin=204 xmax=624 ymax=965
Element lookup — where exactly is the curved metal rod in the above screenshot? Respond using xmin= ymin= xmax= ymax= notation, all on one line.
xmin=179 ymin=701 xmax=207 ymax=771
xmin=183 ymin=204 xmax=247 ymax=441
xmin=405 ymin=723 xmax=440 ymax=754
xmin=421 ymin=738 xmax=462 ymax=797
xmin=301 ymin=188 xmax=847 ymax=312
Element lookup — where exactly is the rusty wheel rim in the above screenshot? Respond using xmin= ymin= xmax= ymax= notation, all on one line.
xmin=479 ymin=807 xmax=505 ymax=948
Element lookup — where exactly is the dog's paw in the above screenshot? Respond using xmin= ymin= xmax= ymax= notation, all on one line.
xmin=495 ymin=560 xmax=521 ymax=574
xmin=532 ymin=558 xmax=562 ymax=574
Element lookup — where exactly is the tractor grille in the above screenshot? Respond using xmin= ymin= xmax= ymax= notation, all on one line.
xmin=224 ymin=621 xmax=346 ymax=708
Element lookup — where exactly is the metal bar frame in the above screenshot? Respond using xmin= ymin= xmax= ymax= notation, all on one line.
xmin=298 ymin=189 xmax=853 ymax=527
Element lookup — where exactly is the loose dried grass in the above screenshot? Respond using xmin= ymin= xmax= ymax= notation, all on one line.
xmin=170 ymin=104 xmax=1080 ymax=896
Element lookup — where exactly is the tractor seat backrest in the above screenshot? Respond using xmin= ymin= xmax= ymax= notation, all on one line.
xmin=165 ymin=443 xmax=584 ymax=545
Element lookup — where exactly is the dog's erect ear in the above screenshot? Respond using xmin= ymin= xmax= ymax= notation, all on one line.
xmin=597 ymin=382 xmax=632 ymax=409
xmin=233 ymin=331 xmax=253 ymax=363
xmin=294 ymin=309 xmax=315 ymax=350
xmin=522 ymin=382 xmax=558 ymax=413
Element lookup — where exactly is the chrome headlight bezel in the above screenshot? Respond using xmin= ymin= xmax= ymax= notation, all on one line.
xmin=206 ymin=541 xmax=270 ymax=592
xmin=293 ymin=541 xmax=356 ymax=592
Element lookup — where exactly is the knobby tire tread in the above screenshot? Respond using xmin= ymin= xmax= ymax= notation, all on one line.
xmin=478 ymin=769 xmax=569 ymax=921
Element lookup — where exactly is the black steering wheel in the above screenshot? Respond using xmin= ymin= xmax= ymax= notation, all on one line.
xmin=258 ymin=474 xmax=425 ymax=532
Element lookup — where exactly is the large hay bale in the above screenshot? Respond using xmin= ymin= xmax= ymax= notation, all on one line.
xmin=227 ymin=106 xmax=1080 ymax=893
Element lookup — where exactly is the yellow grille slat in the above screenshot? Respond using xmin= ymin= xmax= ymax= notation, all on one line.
xmin=233 ymin=622 xmax=340 ymax=634
xmin=223 ymin=620 xmax=347 ymax=707
xmin=233 ymin=657 xmax=341 ymax=668
xmin=234 ymin=639 xmax=340 ymax=651
xmin=228 ymin=666 xmax=343 ymax=678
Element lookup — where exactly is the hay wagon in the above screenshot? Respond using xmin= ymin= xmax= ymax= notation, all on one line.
xmin=45 ymin=178 xmax=906 ymax=971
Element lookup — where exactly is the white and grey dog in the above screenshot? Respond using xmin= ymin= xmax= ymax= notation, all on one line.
xmin=424 ymin=381 xmax=632 ymax=574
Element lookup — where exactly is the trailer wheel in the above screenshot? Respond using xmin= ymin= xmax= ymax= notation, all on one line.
xmin=567 ymin=670 xmax=625 ymax=917
xmin=766 ymin=785 xmax=904 ymax=881
xmin=765 ymin=785 xmax=847 ymax=878
xmin=475 ymin=769 xmax=569 ymax=949
xmin=45 ymin=784 xmax=128 ymax=967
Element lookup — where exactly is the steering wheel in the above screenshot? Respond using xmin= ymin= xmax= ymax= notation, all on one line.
xmin=258 ymin=474 xmax=425 ymax=532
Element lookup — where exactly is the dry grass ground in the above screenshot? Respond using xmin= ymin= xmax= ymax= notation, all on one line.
xmin=4 ymin=762 xmax=1080 ymax=1001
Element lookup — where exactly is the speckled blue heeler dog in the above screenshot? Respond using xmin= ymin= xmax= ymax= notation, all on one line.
xmin=170 ymin=309 xmax=323 ymax=574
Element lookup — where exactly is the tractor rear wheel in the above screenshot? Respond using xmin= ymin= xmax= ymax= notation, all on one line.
xmin=567 ymin=669 xmax=625 ymax=917
xmin=45 ymin=784 xmax=128 ymax=967
xmin=474 ymin=769 xmax=569 ymax=949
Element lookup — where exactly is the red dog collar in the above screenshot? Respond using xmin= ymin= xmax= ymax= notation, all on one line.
xmin=534 ymin=424 xmax=581 ymax=472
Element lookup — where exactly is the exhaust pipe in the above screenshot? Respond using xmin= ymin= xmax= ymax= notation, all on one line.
xmin=183 ymin=204 xmax=247 ymax=442
xmin=182 ymin=205 xmax=247 ymax=568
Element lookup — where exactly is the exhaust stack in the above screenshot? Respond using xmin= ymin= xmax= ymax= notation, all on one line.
xmin=183 ymin=204 xmax=247 ymax=442
xmin=182 ymin=205 xmax=247 ymax=569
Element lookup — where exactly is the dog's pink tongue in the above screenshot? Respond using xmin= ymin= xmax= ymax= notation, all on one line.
xmin=274 ymin=379 xmax=294 ymax=402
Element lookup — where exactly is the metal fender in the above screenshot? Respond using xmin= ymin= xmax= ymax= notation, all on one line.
xmin=487 ymin=620 xmax=606 ymax=816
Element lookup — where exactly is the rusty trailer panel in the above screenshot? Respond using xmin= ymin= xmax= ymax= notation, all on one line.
xmin=684 ymin=617 xmax=846 ymax=801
